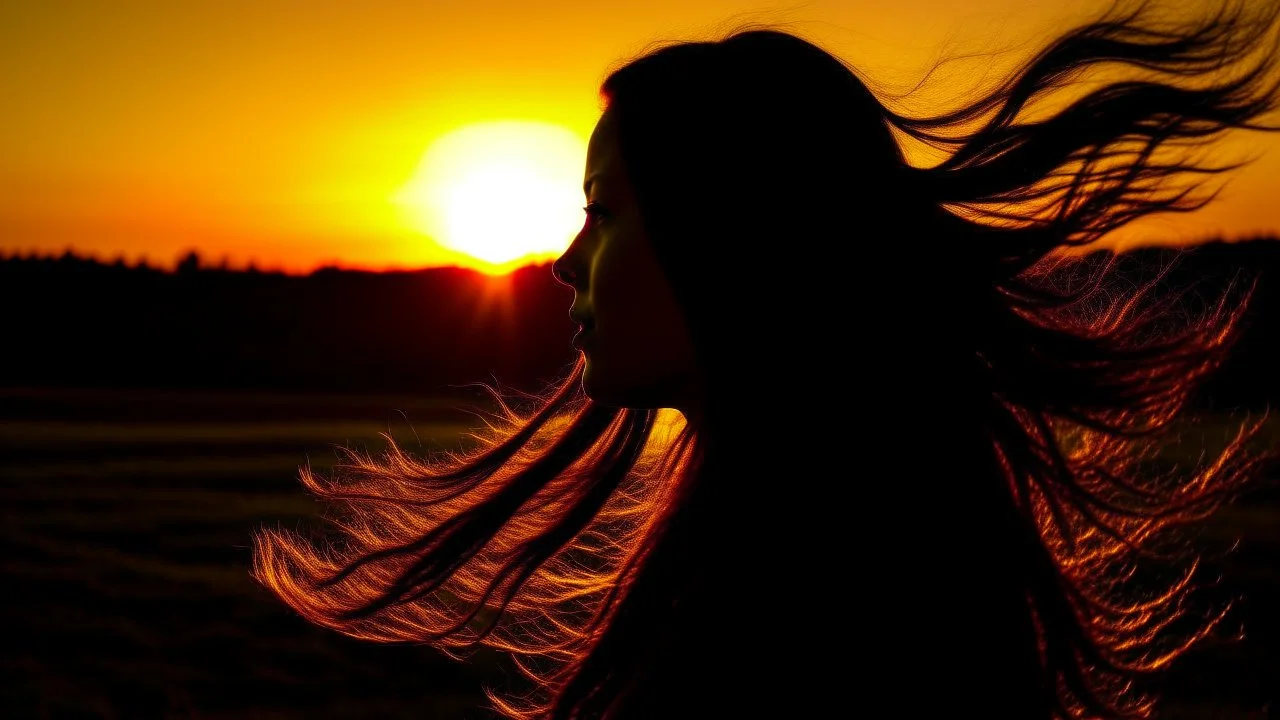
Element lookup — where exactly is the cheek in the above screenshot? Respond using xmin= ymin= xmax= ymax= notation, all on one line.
xmin=592 ymin=233 xmax=677 ymax=345
xmin=591 ymin=242 xmax=693 ymax=377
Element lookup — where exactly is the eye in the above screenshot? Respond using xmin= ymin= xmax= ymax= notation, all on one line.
xmin=582 ymin=202 xmax=607 ymax=223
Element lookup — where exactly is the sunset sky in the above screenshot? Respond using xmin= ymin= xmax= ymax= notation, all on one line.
xmin=3 ymin=0 xmax=1278 ymax=274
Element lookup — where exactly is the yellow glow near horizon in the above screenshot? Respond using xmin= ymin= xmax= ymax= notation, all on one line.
xmin=393 ymin=121 xmax=588 ymax=274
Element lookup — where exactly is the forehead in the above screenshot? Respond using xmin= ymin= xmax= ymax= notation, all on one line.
xmin=584 ymin=109 xmax=622 ymax=192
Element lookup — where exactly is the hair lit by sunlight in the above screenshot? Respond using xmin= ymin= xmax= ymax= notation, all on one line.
xmin=252 ymin=364 xmax=694 ymax=714
xmin=393 ymin=121 xmax=588 ymax=274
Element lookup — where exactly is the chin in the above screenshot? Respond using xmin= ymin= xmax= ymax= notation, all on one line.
xmin=580 ymin=363 xmax=620 ymax=407
xmin=581 ymin=362 xmax=628 ymax=408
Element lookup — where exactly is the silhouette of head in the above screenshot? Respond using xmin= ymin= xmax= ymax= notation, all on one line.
xmin=554 ymin=29 xmax=915 ymax=422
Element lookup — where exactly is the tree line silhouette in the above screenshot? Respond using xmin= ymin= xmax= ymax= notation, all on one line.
xmin=1 ymin=240 xmax=1276 ymax=410
xmin=0 ymin=249 xmax=577 ymax=395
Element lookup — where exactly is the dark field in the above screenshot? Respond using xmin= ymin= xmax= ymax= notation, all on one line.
xmin=3 ymin=386 xmax=1279 ymax=718
xmin=1 ymin=386 xmax=506 ymax=720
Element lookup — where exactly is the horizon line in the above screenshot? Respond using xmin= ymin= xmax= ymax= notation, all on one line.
xmin=0 ymin=248 xmax=559 ymax=277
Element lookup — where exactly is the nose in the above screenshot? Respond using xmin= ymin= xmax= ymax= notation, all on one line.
xmin=552 ymin=256 xmax=578 ymax=287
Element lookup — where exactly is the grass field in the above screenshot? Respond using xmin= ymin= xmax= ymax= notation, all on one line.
xmin=2 ymin=386 xmax=1278 ymax=718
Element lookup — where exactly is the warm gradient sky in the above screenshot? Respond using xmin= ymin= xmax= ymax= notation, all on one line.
xmin=3 ymin=0 xmax=1278 ymax=274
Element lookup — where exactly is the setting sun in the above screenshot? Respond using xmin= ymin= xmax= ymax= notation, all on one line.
xmin=393 ymin=121 xmax=588 ymax=273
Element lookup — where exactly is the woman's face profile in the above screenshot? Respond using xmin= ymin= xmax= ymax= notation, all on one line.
xmin=553 ymin=108 xmax=698 ymax=411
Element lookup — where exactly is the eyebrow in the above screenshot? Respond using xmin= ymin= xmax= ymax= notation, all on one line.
xmin=583 ymin=173 xmax=602 ymax=196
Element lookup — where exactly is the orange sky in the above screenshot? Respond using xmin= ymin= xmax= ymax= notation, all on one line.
xmin=2 ymin=0 xmax=1277 ymax=274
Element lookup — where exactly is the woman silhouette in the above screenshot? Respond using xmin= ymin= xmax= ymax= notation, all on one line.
xmin=254 ymin=1 xmax=1280 ymax=717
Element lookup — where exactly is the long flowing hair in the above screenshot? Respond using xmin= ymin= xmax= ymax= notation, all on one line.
xmin=253 ymin=2 xmax=1280 ymax=717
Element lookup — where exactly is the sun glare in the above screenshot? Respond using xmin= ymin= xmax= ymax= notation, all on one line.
xmin=393 ymin=121 xmax=587 ymax=274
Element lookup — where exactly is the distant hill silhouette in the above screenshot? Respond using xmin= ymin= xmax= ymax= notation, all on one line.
xmin=1 ymin=240 xmax=1276 ymax=410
